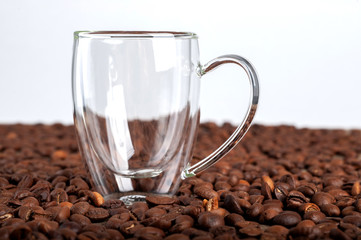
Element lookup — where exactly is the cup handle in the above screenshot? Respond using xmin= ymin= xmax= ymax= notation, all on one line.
xmin=181 ymin=54 xmax=260 ymax=179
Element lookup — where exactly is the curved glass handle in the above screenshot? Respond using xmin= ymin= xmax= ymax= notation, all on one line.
xmin=182 ymin=54 xmax=260 ymax=179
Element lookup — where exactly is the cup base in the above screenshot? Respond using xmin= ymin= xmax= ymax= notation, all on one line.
xmin=104 ymin=192 xmax=172 ymax=205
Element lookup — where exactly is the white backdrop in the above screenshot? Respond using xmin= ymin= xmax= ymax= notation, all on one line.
xmin=0 ymin=0 xmax=360 ymax=128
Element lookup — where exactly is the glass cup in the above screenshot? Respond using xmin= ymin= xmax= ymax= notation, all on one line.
xmin=72 ymin=31 xmax=259 ymax=204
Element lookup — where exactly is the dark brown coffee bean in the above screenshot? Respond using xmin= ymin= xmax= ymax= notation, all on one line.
xmin=214 ymin=181 xmax=232 ymax=191
xmin=146 ymin=195 xmax=176 ymax=205
xmin=14 ymin=189 xmax=34 ymax=200
xmin=133 ymin=226 xmax=165 ymax=239
xmin=274 ymin=182 xmax=289 ymax=202
xmin=18 ymin=175 xmax=34 ymax=189
xmin=71 ymin=201 xmax=90 ymax=215
xmin=106 ymin=229 xmax=125 ymax=240
xmin=304 ymin=211 xmax=326 ymax=223
xmin=249 ymin=195 xmax=264 ymax=205
xmin=69 ymin=177 xmax=89 ymax=191
xmin=246 ymin=203 xmax=263 ymax=218
xmin=336 ymin=196 xmax=356 ymax=208
xmin=312 ymin=192 xmax=335 ymax=206
xmin=264 ymin=225 xmax=289 ymax=236
xmin=21 ymin=197 xmax=39 ymax=207
xmin=223 ymin=194 xmax=243 ymax=215
xmin=279 ymin=174 xmax=296 ymax=189
xmin=9 ymin=224 xmax=32 ymax=240
xmin=298 ymin=203 xmax=320 ymax=213
xmin=86 ymin=207 xmax=110 ymax=222
xmin=287 ymin=190 xmax=308 ymax=209
xmin=169 ymin=215 xmax=194 ymax=233
xmin=198 ymin=212 xmax=225 ymax=228
xmin=329 ymin=228 xmax=352 ymax=240
xmin=297 ymin=183 xmax=317 ymax=197
xmin=272 ymin=211 xmax=301 ymax=227
xmin=102 ymin=199 xmax=124 ymax=209
xmin=55 ymin=206 xmax=70 ymax=222
xmin=321 ymin=204 xmax=340 ymax=217
xmin=342 ymin=215 xmax=361 ymax=227
xmin=224 ymin=213 xmax=245 ymax=226
xmin=145 ymin=207 xmax=167 ymax=218
xmin=37 ymin=220 xmax=59 ymax=234
xmin=296 ymin=219 xmax=316 ymax=228
xmin=18 ymin=206 xmax=33 ymax=221
xmin=288 ymin=225 xmax=323 ymax=239
xmin=50 ymin=188 xmax=68 ymax=204
xmin=69 ymin=214 xmax=91 ymax=227
xmin=210 ymin=225 xmax=236 ymax=237
xmin=182 ymin=227 xmax=212 ymax=238
xmin=239 ymin=226 xmax=263 ymax=237
xmin=194 ymin=186 xmax=218 ymax=200
xmin=164 ymin=233 xmax=190 ymax=240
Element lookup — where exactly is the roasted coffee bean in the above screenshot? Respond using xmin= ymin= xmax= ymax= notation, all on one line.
xmin=246 ymin=203 xmax=263 ymax=218
xmin=71 ymin=201 xmax=90 ymax=215
xmin=274 ymin=182 xmax=289 ymax=202
xmin=321 ymin=204 xmax=340 ymax=217
xmin=239 ymin=226 xmax=263 ymax=237
xmin=198 ymin=212 xmax=225 ymax=228
xmin=287 ymin=190 xmax=308 ymax=209
xmin=351 ymin=181 xmax=360 ymax=196
xmin=312 ymin=192 xmax=335 ymax=206
xmin=279 ymin=174 xmax=296 ymax=189
xmin=272 ymin=211 xmax=301 ymax=227
xmin=329 ymin=228 xmax=352 ymax=240
xmin=224 ymin=213 xmax=245 ymax=226
xmin=194 ymin=186 xmax=218 ymax=200
xmin=297 ymin=183 xmax=317 ymax=197
xmin=105 ymin=229 xmax=125 ymax=240
xmin=145 ymin=207 xmax=167 ymax=218
xmin=296 ymin=219 xmax=316 ymax=228
xmin=169 ymin=215 xmax=194 ymax=233
xmin=69 ymin=214 xmax=91 ymax=227
xmin=304 ymin=211 xmax=327 ymax=223
xmin=342 ymin=215 xmax=361 ymax=227
xmin=85 ymin=207 xmax=110 ymax=222
xmin=223 ymin=194 xmax=243 ymax=215
xmin=298 ymin=203 xmax=320 ymax=213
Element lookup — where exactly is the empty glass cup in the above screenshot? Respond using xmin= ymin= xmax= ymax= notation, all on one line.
xmin=72 ymin=31 xmax=259 ymax=204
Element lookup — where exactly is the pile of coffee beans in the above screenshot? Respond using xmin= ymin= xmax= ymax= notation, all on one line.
xmin=1 ymin=123 xmax=361 ymax=239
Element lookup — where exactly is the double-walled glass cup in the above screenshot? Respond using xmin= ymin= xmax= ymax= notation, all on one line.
xmin=72 ymin=31 xmax=259 ymax=204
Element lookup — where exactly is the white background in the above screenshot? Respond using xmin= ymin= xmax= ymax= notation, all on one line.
xmin=0 ymin=0 xmax=360 ymax=128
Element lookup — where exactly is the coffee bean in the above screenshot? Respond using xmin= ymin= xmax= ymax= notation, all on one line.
xmin=133 ymin=226 xmax=165 ymax=239
xmin=194 ymin=186 xmax=218 ymax=200
xmin=198 ymin=212 xmax=225 ymax=228
xmin=224 ymin=213 xmax=244 ymax=226
xmin=299 ymin=203 xmax=320 ymax=213
xmin=86 ymin=207 xmax=110 ymax=222
xmin=274 ymin=182 xmax=289 ymax=202
xmin=287 ymin=190 xmax=308 ymax=209
xmin=329 ymin=228 xmax=352 ymax=240
xmin=312 ymin=192 xmax=335 ymax=206
xmin=351 ymin=181 xmax=360 ymax=196
xmin=342 ymin=215 xmax=361 ymax=227
xmin=279 ymin=174 xmax=296 ymax=189
xmin=169 ymin=215 xmax=194 ymax=233
xmin=223 ymin=194 xmax=243 ymax=215
xmin=69 ymin=214 xmax=91 ymax=227
xmin=296 ymin=220 xmax=316 ymax=228
xmin=321 ymin=204 xmax=340 ymax=217
xmin=297 ymin=183 xmax=317 ymax=197
xmin=246 ymin=203 xmax=263 ymax=218
xmin=145 ymin=207 xmax=167 ymax=218
xmin=304 ymin=211 xmax=326 ymax=224
xmin=71 ymin=202 xmax=90 ymax=215
xmin=272 ymin=211 xmax=301 ymax=227
xmin=239 ymin=226 xmax=263 ymax=237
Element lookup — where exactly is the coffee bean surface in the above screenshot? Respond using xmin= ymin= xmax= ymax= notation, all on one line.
xmin=0 ymin=123 xmax=361 ymax=239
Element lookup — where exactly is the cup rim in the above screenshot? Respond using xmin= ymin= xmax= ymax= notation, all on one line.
xmin=74 ymin=31 xmax=198 ymax=39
